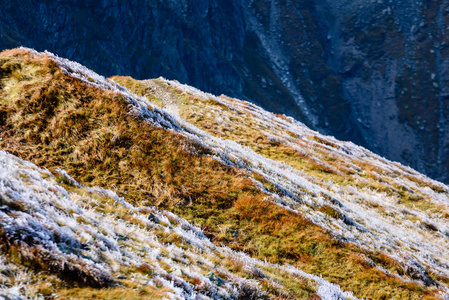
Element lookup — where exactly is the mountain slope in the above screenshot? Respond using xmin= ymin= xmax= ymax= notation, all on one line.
xmin=0 ymin=49 xmax=353 ymax=300
xmin=0 ymin=48 xmax=448 ymax=298
xmin=0 ymin=151 xmax=354 ymax=299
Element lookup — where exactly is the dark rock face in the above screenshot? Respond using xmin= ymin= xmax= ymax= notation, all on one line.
xmin=1 ymin=0 xmax=449 ymax=182
xmin=313 ymin=0 xmax=449 ymax=182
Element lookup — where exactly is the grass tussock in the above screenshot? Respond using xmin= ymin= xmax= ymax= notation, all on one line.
xmin=0 ymin=232 xmax=116 ymax=288
xmin=111 ymin=76 xmax=164 ymax=107
xmin=57 ymin=286 xmax=172 ymax=300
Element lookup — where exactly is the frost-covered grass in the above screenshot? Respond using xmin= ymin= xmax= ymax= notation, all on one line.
xmin=116 ymin=75 xmax=449 ymax=296
xmin=0 ymin=150 xmax=357 ymax=299
xmin=0 ymin=48 xmax=447 ymax=298
xmin=154 ymin=78 xmax=449 ymax=294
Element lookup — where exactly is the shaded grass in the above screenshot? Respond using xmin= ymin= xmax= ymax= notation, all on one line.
xmin=0 ymin=233 xmax=116 ymax=288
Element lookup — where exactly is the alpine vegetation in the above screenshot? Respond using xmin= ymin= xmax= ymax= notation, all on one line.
xmin=0 ymin=48 xmax=448 ymax=298
xmin=0 ymin=151 xmax=354 ymax=299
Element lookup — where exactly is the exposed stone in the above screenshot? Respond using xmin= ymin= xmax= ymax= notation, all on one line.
xmin=205 ymin=272 xmax=227 ymax=286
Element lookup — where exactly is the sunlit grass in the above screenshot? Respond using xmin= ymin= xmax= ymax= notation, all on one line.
xmin=0 ymin=49 xmax=445 ymax=298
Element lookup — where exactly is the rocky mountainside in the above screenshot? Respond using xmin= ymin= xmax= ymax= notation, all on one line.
xmin=1 ymin=48 xmax=449 ymax=298
xmin=2 ymin=0 xmax=449 ymax=183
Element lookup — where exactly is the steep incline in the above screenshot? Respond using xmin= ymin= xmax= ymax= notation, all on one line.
xmin=0 ymin=151 xmax=357 ymax=299
xmin=0 ymin=48 xmax=357 ymax=300
xmin=0 ymin=48 xmax=448 ymax=298
xmin=122 ymin=75 xmax=449 ymax=295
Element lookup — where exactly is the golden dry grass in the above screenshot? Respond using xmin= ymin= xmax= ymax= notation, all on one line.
xmin=57 ymin=286 xmax=172 ymax=300
xmin=164 ymin=85 xmax=449 ymax=217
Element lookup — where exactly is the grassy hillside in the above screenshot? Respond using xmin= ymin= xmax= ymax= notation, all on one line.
xmin=0 ymin=48 xmax=448 ymax=299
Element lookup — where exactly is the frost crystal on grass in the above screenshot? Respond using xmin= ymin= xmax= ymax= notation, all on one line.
xmin=0 ymin=151 xmax=355 ymax=299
